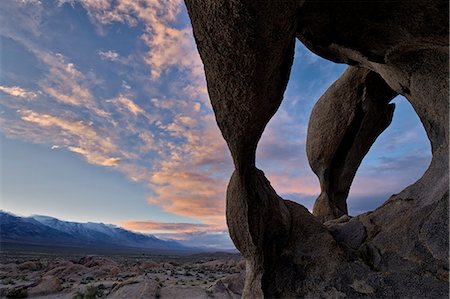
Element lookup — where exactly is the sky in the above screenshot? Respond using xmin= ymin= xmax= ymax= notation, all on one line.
xmin=0 ymin=0 xmax=432 ymax=250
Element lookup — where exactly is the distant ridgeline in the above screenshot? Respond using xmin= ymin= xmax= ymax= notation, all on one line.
xmin=0 ymin=211 xmax=195 ymax=255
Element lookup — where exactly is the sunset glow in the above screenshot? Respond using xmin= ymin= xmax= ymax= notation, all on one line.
xmin=0 ymin=0 xmax=431 ymax=248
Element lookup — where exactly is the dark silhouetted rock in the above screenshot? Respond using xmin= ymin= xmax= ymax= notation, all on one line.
xmin=185 ymin=0 xmax=448 ymax=297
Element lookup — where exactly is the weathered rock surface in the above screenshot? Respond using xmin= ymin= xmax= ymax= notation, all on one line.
xmin=107 ymin=275 xmax=158 ymax=298
xmin=185 ymin=0 xmax=448 ymax=297
xmin=209 ymin=272 xmax=245 ymax=299
xmin=18 ymin=261 xmax=42 ymax=271
xmin=307 ymin=67 xmax=396 ymax=222
xmin=28 ymin=275 xmax=61 ymax=296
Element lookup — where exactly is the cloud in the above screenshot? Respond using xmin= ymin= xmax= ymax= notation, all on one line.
xmin=258 ymin=109 xmax=307 ymax=171
xmin=98 ymin=50 xmax=132 ymax=65
xmin=69 ymin=0 xmax=202 ymax=80
xmin=110 ymin=95 xmax=145 ymax=116
xmin=370 ymin=155 xmax=431 ymax=175
xmin=121 ymin=218 xmax=234 ymax=250
xmin=138 ymin=132 xmax=154 ymax=153
xmin=150 ymin=98 xmax=175 ymax=110
xmin=38 ymin=53 xmax=108 ymax=117
xmin=18 ymin=110 xmax=122 ymax=167
xmin=121 ymin=220 xmax=225 ymax=234
xmin=1 ymin=9 xmax=227 ymax=227
xmin=147 ymin=172 xmax=227 ymax=223
xmin=68 ymin=146 xmax=121 ymax=167
xmin=0 ymin=85 xmax=37 ymax=99
xmin=98 ymin=50 xmax=120 ymax=61
xmin=141 ymin=25 xmax=202 ymax=79
xmin=0 ymin=0 xmax=305 ymax=241
xmin=256 ymin=106 xmax=320 ymax=207
xmin=142 ymin=116 xmax=231 ymax=226
xmin=0 ymin=0 xmax=44 ymax=37
xmin=1 ymin=0 xmax=432 ymax=252
xmin=266 ymin=173 xmax=320 ymax=197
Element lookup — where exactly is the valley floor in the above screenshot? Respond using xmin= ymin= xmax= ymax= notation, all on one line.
xmin=0 ymin=251 xmax=245 ymax=298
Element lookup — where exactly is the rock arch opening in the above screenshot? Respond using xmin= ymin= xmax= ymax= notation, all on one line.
xmin=256 ymin=41 xmax=346 ymax=211
xmin=348 ymin=95 xmax=432 ymax=215
xmin=256 ymin=43 xmax=432 ymax=219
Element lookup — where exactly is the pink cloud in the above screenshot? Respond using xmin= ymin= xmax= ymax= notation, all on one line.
xmin=0 ymin=85 xmax=37 ymax=99
xmin=71 ymin=0 xmax=201 ymax=80
xmin=109 ymin=95 xmax=145 ymax=116
xmin=38 ymin=52 xmax=109 ymax=117
xmin=17 ymin=110 xmax=122 ymax=167
xmin=121 ymin=220 xmax=226 ymax=234
xmin=137 ymin=115 xmax=231 ymax=226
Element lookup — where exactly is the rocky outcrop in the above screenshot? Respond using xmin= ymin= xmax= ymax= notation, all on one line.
xmin=307 ymin=67 xmax=397 ymax=222
xmin=108 ymin=275 xmax=159 ymax=298
xmin=185 ymin=0 xmax=448 ymax=298
xmin=28 ymin=275 xmax=62 ymax=296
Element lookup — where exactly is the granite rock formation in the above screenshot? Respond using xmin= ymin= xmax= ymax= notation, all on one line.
xmin=307 ymin=67 xmax=397 ymax=222
xmin=185 ymin=0 xmax=449 ymax=298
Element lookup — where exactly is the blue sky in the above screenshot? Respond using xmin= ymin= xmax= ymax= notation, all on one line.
xmin=0 ymin=0 xmax=431 ymax=249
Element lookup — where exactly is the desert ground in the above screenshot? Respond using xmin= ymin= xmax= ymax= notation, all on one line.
xmin=0 ymin=251 xmax=245 ymax=298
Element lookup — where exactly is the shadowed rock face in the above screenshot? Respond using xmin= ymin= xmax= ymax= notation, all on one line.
xmin=185 ymin=0 xmax=449 ymax=298
xmin=308 ymin=67 xmax=397 ymax=221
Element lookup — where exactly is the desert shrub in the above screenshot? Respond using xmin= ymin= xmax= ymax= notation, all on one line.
xmin=85 ymin=285 xmax=103 ymax=299
xmin=73 ymin=291 xmax=84 ymax=299
xmin=6 ymin=288 xmax=28 ymax=298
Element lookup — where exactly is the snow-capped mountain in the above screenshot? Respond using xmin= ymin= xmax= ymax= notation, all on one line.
xmin=0 ymin=211 xmax=188 ymax=252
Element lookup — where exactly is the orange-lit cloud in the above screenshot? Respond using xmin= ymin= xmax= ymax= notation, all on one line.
xmin=19 ymin=110 xmax=122 ymax=167
xmin=121 ymin=220 xmax=226 ymax=234
xmin=145 ymin=117 xmax=231 ymax=226
xmin=70 ymin=0 xmax=202 ymax=80
xmin=266 ymin=173 xmax=320 ymax=197
xmin=68 ymin=147 xmax=121 ymax=167
xmin=2 ymin=0 xmax=427 ymax=239
xmin=0 ymin=85 xmax=37 ymax=99
xmin=109 ymin=95 xmax=145 ymax=116
xmin=38 ymin=52 xmax=110 ymax=117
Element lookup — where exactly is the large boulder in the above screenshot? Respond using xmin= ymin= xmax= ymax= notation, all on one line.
xmin=28 ymin=275 xmax=62 ymax=296
xmin=107 ymin=275 xmax=159 ymax=298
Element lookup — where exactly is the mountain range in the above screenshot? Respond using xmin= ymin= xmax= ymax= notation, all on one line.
xmin=0 ymin=211 xmax=194 ymax=254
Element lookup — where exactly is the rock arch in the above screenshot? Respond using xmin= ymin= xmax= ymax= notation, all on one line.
xmin=185 ymin=0 xmax=449 ymax=297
